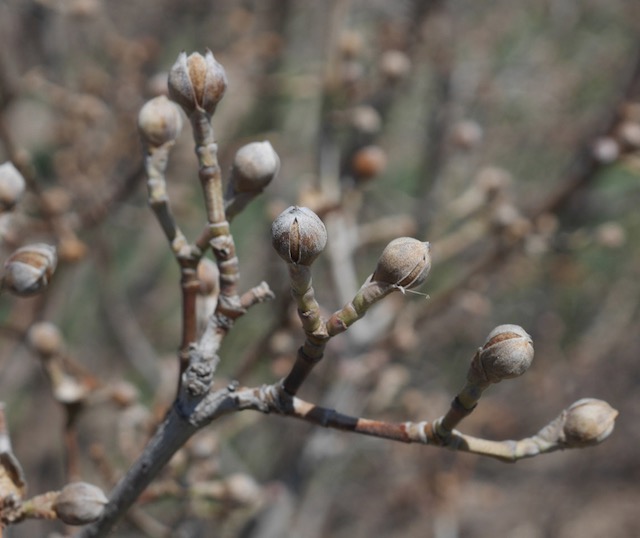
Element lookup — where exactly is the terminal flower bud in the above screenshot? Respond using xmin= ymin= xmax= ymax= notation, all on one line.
xmin=138 ymin=95 xmax=183 ymax=148
xmin=168 ymin=50 xmax=227 ymax=116
xmin=471 ymin=324 xmax=534 ymax=384
xmin=53 ymin=482 xmax=108 ymax=525
xmin=2 ymin=243 xmax=57 ymax=297
xmin=271 ymin=206 xmax=327 ymax=265
xmin=0 ymin=162 xmax=26 ymax=211
xmin=561 ymin=398 xmax=618 ymax=448
xmin=230 ymin=141 xmax=280 ymax=193
xmin=371 ymin=237 xmax=431 ymax=289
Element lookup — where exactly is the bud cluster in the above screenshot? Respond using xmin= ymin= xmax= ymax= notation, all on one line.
xmin=168 ymin=50 xmax=227 ymax=116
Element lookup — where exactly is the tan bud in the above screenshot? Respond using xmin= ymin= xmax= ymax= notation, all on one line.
xmin=451 ymin=120 xmax=483 ymax=150
xmin=379 ymin=50 xmax=411 ymax=82
xmin=58 ymin=236 xmax=88 ymax=263
xmin=109 ymin=380 xmax=139 ymax=408
xmin=138 ymin=95 xmax=183 ymax=148
xmin=27 ymin=321 xmax=64 ymax=356
xmin=471 ymin=324 xmax=534 ymax=384
xmin=339 ymin=31 xmax=364 ymax=59
xmin=0 ymin=162 xmax=26 ymax=211
xmin=271 ymin=206 xmax=327 ymax=266
xmin=230 ymin=141 xmax=280 ymax=193
xmin=350 ymin=105 xmax=382 ymax=134
xmin=41 ymin=187 xmax=72 ymax=216
xmin=561 ymin=398 xmax=618 ymax=448
xmin=223 ymin=473 xmax=262 ymax=505
xmin=371 ymin=238 xmax=431 ymax=290
xmin=617 ymin=121 xmax=640 ymax=149
xmin=2 ymin=243 xmax=57 ymax=297
xmin=351 ymin=145 xmax=387 ymax=181
xmin=168 ymin=50 xmax=227 ymax=116
xmin=53 ymin=482 xmax=108 ymax=525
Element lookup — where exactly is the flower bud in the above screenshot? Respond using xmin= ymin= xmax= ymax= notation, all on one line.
xmin=379 ymin=50 xmax=411 ymax=82
xmin=271 ymin=206 xmax=327 ymax=266
xmin=2 ymin=243 xmax=57 ymax=297
xmin=168 ymin=50 xmax=227 ymax=116
xmin=371 ymin=238 xmax=431 ymax=289
xmin=53 ymin=482 xmax=108 ymax=525
xmin=230 ymin=141 xmax=280 ymax=193
xmin=561 ymin=398 xmax=618 ymax=448
xmin=351 ymin=145 xmax=387 ymax=181
xmin=592 ymin=136 xmax=620 ymax=164
xmin=27 ymin=321 xmax=64 ymax=356
xmin=0 ymin=162 xmax=26 ymax=211
xmin=471 ymin=324 xmax=534 ymax=384
xmin=138 ymin=95 xmax=183 ymax=148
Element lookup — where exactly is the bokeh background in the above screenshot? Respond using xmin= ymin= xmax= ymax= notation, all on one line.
xmin=1 ymin=1 xmax=640 ymax=536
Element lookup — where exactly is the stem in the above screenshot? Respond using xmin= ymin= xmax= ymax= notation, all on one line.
xmin=190 ymin=111 xmax=241 ymax=309
xmin=76 ymin=407 xmax=198 ymax=538
xmin=281 ymin=264 xmax=328 ymax=395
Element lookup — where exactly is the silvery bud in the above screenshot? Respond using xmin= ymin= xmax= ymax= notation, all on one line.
xmin=168 ymin=50 xmax=227 ymax=116
xmin=2 ymin=243 xmax=57 ymax=297
xmin=138 ymin=95 xmax=183 ymax=148
xmin=53 ymin=482 xmax=108 ymax=525
xmin=471 ymin=324 xmax=534 ymax=384
xmin=27 ymin=321 xmax=64 ymax=356
xmin=0 ymin=162 xmax=26 ymax=211
xmin=230 ymin=141 xmax=280 ymax=193
xmin=561 ymin=398 xmax=618 ymax=448
xmin=371 ymin=237 xmax=431 ymax=289
xmin=271 ymin=206 xmax=327 ymax=266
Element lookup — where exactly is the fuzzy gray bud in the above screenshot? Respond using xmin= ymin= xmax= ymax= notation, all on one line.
xmin=561 ymin=398 xmax=618 ymax=448
xmin=471 ymin=324 xmax=534 ymax=384
xmin=53 ymin=482 xmax=108 ymax=525
xmin=2 ymin=243 xmax=57 ymax=297
xmin=230 ymin=141 xmax=280 ymax=193
xmin=271 ymin=206 xmax=327 ymax=266
xmin=0 ymin=162 xmax=26 ymax=211
xmin=138 ymin=95 xmax=183 ymax=148
xmin=371 ymin=237 xmax=431 ymax=289
xmin=168 ymin=50 xmax=227 ymax=116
